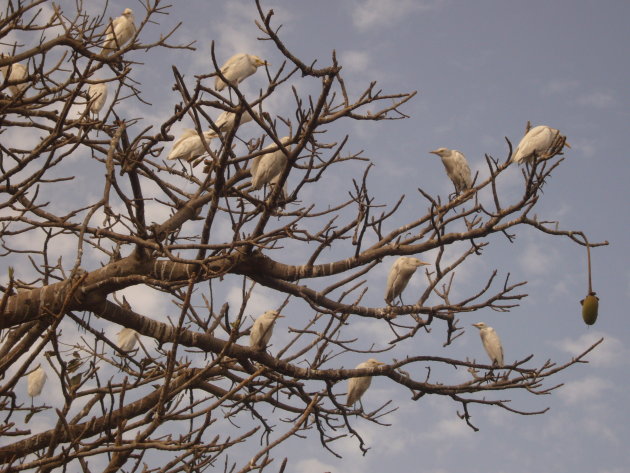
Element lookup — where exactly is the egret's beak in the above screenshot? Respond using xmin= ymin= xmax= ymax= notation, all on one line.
xmin=564 ymin=141 xmax=571 ymax=148
xmin=472 ymin=323 xmax=482 ymax=328
xmin=429 ymin=150 xmax=440 ymax=156
xmin=276 ymin=314 xmax=285 ymax=318
xmin=418 ymin=261 xmax=430 ymax=266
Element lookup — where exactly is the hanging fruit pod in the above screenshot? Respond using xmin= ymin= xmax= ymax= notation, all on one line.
xmin=580 ymin=292 xmax=599 ymax=325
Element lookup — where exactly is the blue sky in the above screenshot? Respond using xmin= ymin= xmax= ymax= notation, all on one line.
xmin=171 ymin=2 xmax=629 ymax=472
xmin=4 ymin=1 xmax=629 ymax=472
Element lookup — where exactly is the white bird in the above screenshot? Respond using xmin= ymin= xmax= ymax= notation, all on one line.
xmin=167 ymin=129 xmax=215 ymax=161
xmin=27 ymin=364 xmax=47 ymax=398
xmin=251 ymin=136 xmax=291 ymax=190
xmin=1 ymin=56 xmax=28 ymax=96
xmin=429 ymin=148 xmax=472 ymax=194
xmin=385 ymin=256 xmax=430 ymax=305
xmin=270 ymin=172 xmax=289 ymax=205
xmin=210 ymin=109 xmax=254 ymax=137
xmin=511 ymin=125 xmax=569 ymax=164
xmin=249 ymin=310 xmax=284 ymax=350
xmin=87 ymin=82 xmax=108 ymax=118
xmin=346 ymin=358 xmax=384 ymax=406
xmin=215 ymin=53 xmax=267 ymax=91
xmin=472 ymin=322 xmax=504 ymax=367
xmin=117 ymin=328 xmax=140 ymax=351
xmin=101 ymin=8 xmax=136 ymax=56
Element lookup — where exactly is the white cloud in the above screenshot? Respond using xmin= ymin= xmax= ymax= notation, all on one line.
xmin=340 ymin=50 xmax=371 ymax=74
xmin=350 ymin=0 xmax=443 ymax=30
xmin=207 ymin=1 xmax=294 ymax=62
xmin=294 ymin=458 xmax=339 ymax=473
xmin=556 ymin=332 xmax=627 ymax=368
xmin=336 ymin=411 xmax=413 ymax=459
xmin=570 ymin=137 xmax=598 ymax=158
xmin=226 ymin=283 xmax=281 ymax=326
xmin=116 ymin=285 xmax=172 ymax=323
xmin=542 ymin=79 xmax=580 ymax=95
xmin=576 ymin=91 xmax=615 ymax=108
xmin=559 ymin=376 xmax=612 ymax=404
xmin=420 ymin=416 xmax=474 ymax=440
xmin=518 ymin=241 xmax=558 ymax=276
xmin=350 ymin=317 xmax=393 ymax=346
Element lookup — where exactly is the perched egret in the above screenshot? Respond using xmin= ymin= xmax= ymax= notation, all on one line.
xmin=117 ymin=328 xmax=140 ymax=351
xmin=346 ymin=358 xmax=384 ymax=406
xmin=429 ymin=148 xmax=472 ymax=194
xmin=1 ymin=56 xmax=28 ymax=96
xmin=87 ymin=82 xmax=108 ymax=118
xmin=249 ymin=310 xmax=284 ymax=350
xmin=251 ymin=137 xmax=291 ymax=190
xmin=511 ymin=125 xmax=569 ymax=164
xmin=27 ymin=365 xmax=47 ymax=398
xmin=472 ymin=322 xmax=504 ymax=367
xmin=101 ymin=8 xmax=136 ymax=56
xmin=215 ymin=53 xmax=267 ymax=91
xmin=167 ymin=129 xmax=215 ymax=161
xmin=385 ymin=256 xmax=430 ymax=305
xmin=270 ymin=173 xmax=289 ymax=205
xmin=210 ymin=110 xmax=254 ymax=137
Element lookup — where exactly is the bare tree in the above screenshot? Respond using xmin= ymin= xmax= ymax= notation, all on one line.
xmin=0 ymin=1 xmax=608 ymax=472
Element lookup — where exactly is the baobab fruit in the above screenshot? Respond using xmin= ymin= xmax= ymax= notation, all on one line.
xmin=580 ymin=292 xmax=599 ymax=326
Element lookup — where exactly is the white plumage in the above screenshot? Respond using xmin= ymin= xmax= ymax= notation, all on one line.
xmin=215 ymin=53 xmax=267 ymax=91
xmin=27 ymin=365 xmax=47 ymax=398
xmin=511 ymin=125 xmax=569 ymax=164
xmin=210 ymin=110 xmax=254 ymax=138
xmin=472 ymin=322 xmax=504 ymax=367
xmin=270 ymin=173 xmax=288 ymax=203
xmin=251 ymin=136 xmax=291 ymax=190
xmin=117 ymin=328 xmax=139 ymax=351
xmin=167 ymin=129 xmax=214 ymax=161
xmin=87 ymin=83 xmax=108 ymax=117
xmin=101 ymin=8 xmax=136 ymax=56
xmin=346 ymin=358 xmax=384 ymax=406
xmin=249 ymin=310 xmax=284 ymax=350
xmin=1 ymin=57 xmax=28 ymax=96
xmin=429 ymin=148 xmax=472 ymax=194
xmin=385 ymin=256 xmax=430 ymax=305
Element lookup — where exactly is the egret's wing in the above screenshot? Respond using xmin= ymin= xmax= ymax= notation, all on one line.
xmin=168 ymin=132 xmax=201 ymax=160
xmin=170 ymin=129 xmax=197 ymax=151
xmin=385 ymin=259 xmax=403 ymax=301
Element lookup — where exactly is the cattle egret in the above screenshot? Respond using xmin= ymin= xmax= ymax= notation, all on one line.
xmin=87 ymin=82 xmax=108 ymax=118
xmin=511 ymin=125 xmax=569 ymax=164
xmin=346 ymin=358 xmax=384 ymax=406
xmin=1 ymin=57 xmax=28 ymax=96
xmin=251 ymin=137 xmax=291 ymax=190
xmin=101 ymin=8 xmax=136 ymax=56
xmin=472 ymin=322 xmax=504 ymax=367
xmin=117 ymin=328 xmax=140 ymax=351
xmin=215 ymin=53 xmax=267 ymax=91
xmin=167 ymin=129 xmax=215 ymax=161
xmin=210 ymin=110 xmax=254 ymax=138
xmin=385 ymin=256 xmax=430 ymax=305
xmin=270 ymin=173 xmax=289 ymax=204
xmin=249 ymin=310 xmax=284 ymax=350
xmin=429 ymin=148 xmax=472 ymax=194
xmin=27 ymin=365 xmax=47 ymax=398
